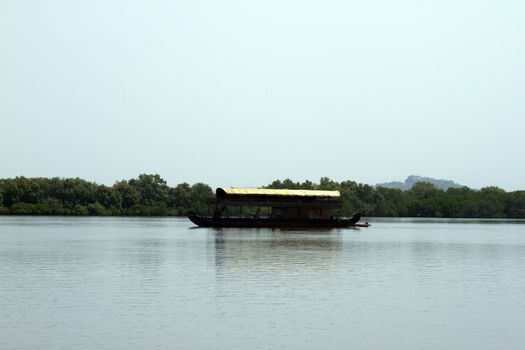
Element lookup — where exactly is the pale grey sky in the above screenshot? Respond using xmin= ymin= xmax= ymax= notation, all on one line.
xmin=1 ymin=0 xmax=524 ymax=190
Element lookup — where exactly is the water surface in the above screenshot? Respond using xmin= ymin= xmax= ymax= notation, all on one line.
xmin=1 ymin=217 xmax=524 ymax=349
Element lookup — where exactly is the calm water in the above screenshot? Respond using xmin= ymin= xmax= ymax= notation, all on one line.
xmin=1 ymin=217 xmax=525 ymax=350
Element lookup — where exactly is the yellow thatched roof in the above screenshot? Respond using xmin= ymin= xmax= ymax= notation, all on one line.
xmin=217 ymin=188 xmax=340 ymax=198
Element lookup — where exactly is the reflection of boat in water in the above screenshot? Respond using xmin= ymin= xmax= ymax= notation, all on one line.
xmin=188 ymin=188 xmax=370 ymax=228
xmin=211 ymin=231 xmax=344 ymax=277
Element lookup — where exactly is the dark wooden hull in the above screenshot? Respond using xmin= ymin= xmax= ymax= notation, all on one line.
xmin=188 ymin=214 xmax=370 ymax=228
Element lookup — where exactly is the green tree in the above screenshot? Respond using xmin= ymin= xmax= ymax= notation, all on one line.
xmin=339 ymin=180 xmax=359 ymax=215
xmin=167 ymin=183 xmax=193 ymax=214
xmin=1 ymin=175 xmax=524 ymax=219
xmin=128 ymin=174 xmax=168 ymax=206
xmin=68 ymin=204 xmax=89 ymax=215
xmin=266 ymin=179 xmax=283 ymax=189
xmin=95 ymin=185 xmax=122 ymax=209
xmin=299 ymin=180 xmax=315 ymax=189
xmin=42 ymin=198 xmax=64 ymax=215
xmin=505 ymin=191 xmax=525 ymax=218
xmin=113 ymin=180 xmax=140 ymax=209
xmin=87 ymin=202 xmax=109 ymax=215
xmin=190 ymin=183 xmax=213 ymax=214
xmin=265 ymin=178 xmax=300 ymax=189
xmin=318 ymin=177 xmax=339 ymax=190
xmin=409 ymin=182 xmax=441 ymax=199
xmin=478 ymin=187 xmax=506 ymax=217
xmin=375 ymin=187 xmax=406 ymax=216
xmin=0 ymin=178 xmax=20 ymax=207
xmin=60 ymin=178 xmax=96 ymax=207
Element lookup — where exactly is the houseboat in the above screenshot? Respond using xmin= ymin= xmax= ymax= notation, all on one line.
xmin=188 ymin=187 xmax=370 ymax=228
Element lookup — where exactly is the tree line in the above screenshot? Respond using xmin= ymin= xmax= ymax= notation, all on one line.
xmin=0 ymin=175 xmax=524 ymax=218
xmin=0 ymin=174 xmax=212 ymax=216
xmin=266 ymin=177 xmax=525 ymax=218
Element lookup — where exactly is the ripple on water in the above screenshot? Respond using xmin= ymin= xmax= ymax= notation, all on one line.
xmin=1 ymin=217 xmax=525 ymax=350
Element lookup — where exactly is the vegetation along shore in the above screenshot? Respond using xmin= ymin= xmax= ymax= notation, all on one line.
xmin=0 ymin=174 xmax=524 ymax=218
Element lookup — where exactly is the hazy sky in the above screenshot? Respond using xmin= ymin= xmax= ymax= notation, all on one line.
xmin=1 ymin=0 xmax=524 ymax=190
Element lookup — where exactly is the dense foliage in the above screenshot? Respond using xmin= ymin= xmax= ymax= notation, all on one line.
xmin=266 ymin=177 xmax=525 ymax=218
xmin=0 ymin=175 xmax=524 ymax=218
xmin=0 ymin=175 xmax=213 ymax=216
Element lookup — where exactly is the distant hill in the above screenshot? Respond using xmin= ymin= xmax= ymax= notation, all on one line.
xmin=377 ymin=175 xmax=463 ymax=191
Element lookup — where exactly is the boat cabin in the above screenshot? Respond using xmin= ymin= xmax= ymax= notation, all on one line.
xmin=212 ymin=188 xmax=342 ymax=220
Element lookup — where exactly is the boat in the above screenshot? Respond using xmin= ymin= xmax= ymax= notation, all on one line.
xmin=188 ymin=187 xmax=370 ymax=228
